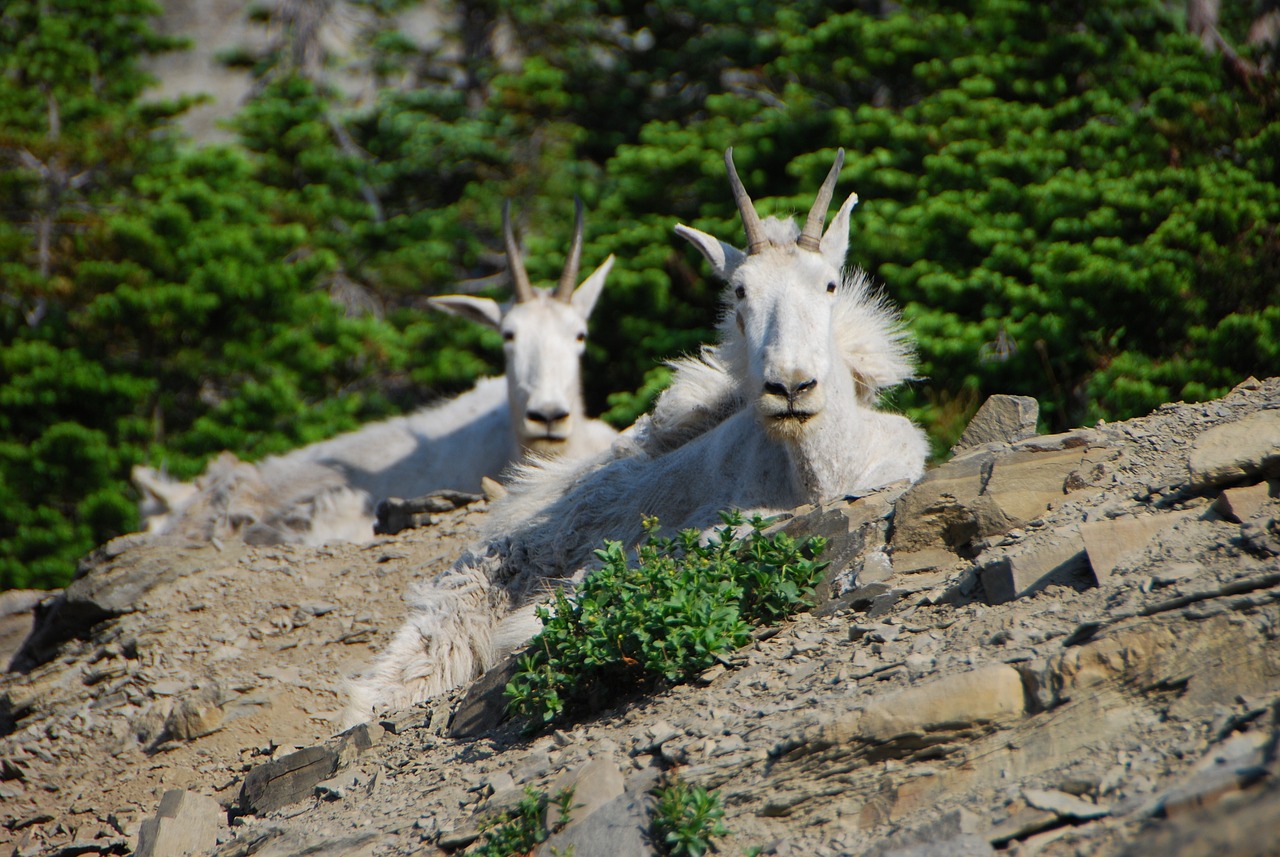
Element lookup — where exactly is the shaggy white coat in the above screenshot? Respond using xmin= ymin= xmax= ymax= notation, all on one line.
xmin=344 ymin=188 xmax=929 ymax=725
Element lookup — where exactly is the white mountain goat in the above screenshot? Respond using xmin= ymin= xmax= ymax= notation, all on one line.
xmin=136 ymin=199 xmax=618 ymax=546
xmin=343 ymin=148 xmax=927 ymax=723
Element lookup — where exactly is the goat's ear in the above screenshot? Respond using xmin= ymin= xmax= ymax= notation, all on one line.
xmin=819 ymin=192 xmax=859 ymax=269
xmin=132 ymin=465 xmax=197 ymax=513
xmin=675 ymin=224 xmax=746 ymax=281
xmin=571 ymin=254 xmax=614 ymax=319
xmin=427 ymin=295 xmax=504 ymax=330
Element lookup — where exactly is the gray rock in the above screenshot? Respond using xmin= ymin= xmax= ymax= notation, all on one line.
xmin=374 ymin=491 xmax=482 ymax=535
xmin=1080 ymin=509 xmax=1198 ymax=581
xmin=136 ymin=789 xmax=224 ymax=857
xmin=535 ymin=789 xmax=652 ymax=857
xmin=1212 ymin=480 xmax=1276 ymax=523
xmin=238 ymin=746 xmax=340 ymax=816
xmin=448 ymin=652 xmax=521 ymax=739
xmin=164 ymin=684 xmax=225 ymax=741
xmin=548 ymin=757 xmax=625 ymax=827
xmin=1188 ymin=409 xmax=1280 ymax=489
xmin=1023 ymin=787 xmax=1109 ymax=819
xmin=871 ymin=834 xmax=995 ymax=857
xmin=952 ymin=394 xmax=1039 ymax=453
xmin=979 ymin=529 xmax=1090 ymax=604
xmin=10 ymin=543 xmax=240 ymax=671
xmin=208 ymin=827 xmax=382 ymax=857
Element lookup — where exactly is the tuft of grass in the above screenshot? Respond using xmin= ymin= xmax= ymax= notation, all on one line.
xmin=652 ymin=778 xmax=730 ymax=857
xmin=505 ymin=512 xmax=828 ymax=728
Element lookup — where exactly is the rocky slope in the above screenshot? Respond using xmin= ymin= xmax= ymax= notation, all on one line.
xmin=2 ymin=377 xmax=1278 ymax=857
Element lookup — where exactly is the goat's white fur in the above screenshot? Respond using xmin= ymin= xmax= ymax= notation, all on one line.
xmin=344 ymin=149 xmax=928 ymax=723
xmin=136 ymin=206 xmax=618 ymax=547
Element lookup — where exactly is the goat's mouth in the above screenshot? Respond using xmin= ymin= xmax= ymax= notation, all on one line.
xmin=759 ymin=404 xmax=817 ymax=431
xmin=525 ymin=432 xmax=570 ymax=451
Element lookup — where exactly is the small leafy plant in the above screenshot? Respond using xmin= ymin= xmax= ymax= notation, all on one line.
xmin=652 ymin=778 xmax=730 ymax=857
xmin=505 ymin=512 xmax=828 ymax=727
xmin=472 ymin=785 xmax=575 ymax=857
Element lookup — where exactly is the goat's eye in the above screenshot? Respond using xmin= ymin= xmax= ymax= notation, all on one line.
xmin=826 ymin=281 xmax=838 ymax=294
xmin=502 ymin=330 xmax=515 ymax=342
xmin=575 ymin=332 xmax=586 ymax=342
xmin=734 ymin=285 xmax=746 ymax=300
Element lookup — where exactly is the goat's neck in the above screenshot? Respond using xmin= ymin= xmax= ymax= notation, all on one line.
xmin=784 ymin=371 xmax=870 ymax=501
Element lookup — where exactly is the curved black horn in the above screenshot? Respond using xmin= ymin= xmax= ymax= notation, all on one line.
xmin=503 ymin=200 xmax=535 ymax=303
xmin=797 ymin=148 xmax=845 ymax=253
xmin=555 ymin=196 xmax=585 ymax=302
xmin=724 ymin=148 xmax=769 ymax=255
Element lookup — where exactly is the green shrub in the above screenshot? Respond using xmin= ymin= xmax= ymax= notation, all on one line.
xmin=651 ymin=778 xmax=730 ymax=857
xmin=504 ymin=513 xmax=828 ymax=728
xmin=472 ymin=785 xmax=575 ymax=857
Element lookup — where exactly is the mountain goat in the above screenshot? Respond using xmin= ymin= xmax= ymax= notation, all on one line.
xmin=137 ymin=199 xmax=618 ymax=546
xmin=343 ymin=148 xmax=928 ymax=723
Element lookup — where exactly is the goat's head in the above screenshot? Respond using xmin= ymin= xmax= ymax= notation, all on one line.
xmin=429 ymin=198 xmax=614 ymax=455
xmin=676 ymin=148 xmax=859 ymax=437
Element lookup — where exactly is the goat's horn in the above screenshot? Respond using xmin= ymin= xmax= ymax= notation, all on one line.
xmin=797 ymin=148 xmax=846 ymax=253
xmin=555 ymin=196 xmax=585 ymax=302
xmin=503 ymin=200 xmax=535 ymax=303
xmin=724 ymin=148 xmax=769 ymax=255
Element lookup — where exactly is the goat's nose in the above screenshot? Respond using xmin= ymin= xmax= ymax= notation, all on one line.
xmin=527 ymin=408 xmax=570 ymax=425
xmin=763 ymin=378 xmax=818 ymax=401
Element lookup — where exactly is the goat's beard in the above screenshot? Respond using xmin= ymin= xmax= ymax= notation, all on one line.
xmin=757 ymin=401 xmax=818 ymax=439
xmin=523 ymin=435 xmax=569 ymax=457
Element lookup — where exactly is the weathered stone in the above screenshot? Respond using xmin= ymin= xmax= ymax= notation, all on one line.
xmin=774 ymin=492 xmax=897 ymax=604
xmin=891 ymin=447 xmax=1003 ymax=553
xmin=1154 ymin=731 xmax=1269 ymax=819
xmin=1080 ymin=509 xmax=1198 ymax=581
xmin=872 ymin=835 xmax=996 ymax=857
xmin=952 ymin=394 xmax=1039 ymax=453
xmin=374 ymin=490 xmax=483 ymax=535
xmin=336 ymin=721 xmax=384 ymax=754
xmin=987 ymin=807 xmax=1059 ymax=847
xmin=165 ymin=685 xmax=225 ymax=741
xmin=1012 ymin=428 xmax=1106 ymax=453
xmin=984 ymin=447 xmax=1092 ymax=524
xmin=798 ymin=664 xmax=1027 ymax=754
xmin=0 ymin=589 xmax=45 ymax=671
xmin=214 ymin=829 xmax=383 ymax=857
xmin=1023 ymin=788 xmax=1109 ymax=819
xmin=10 ymin=544 xmax=241 ymax=671
xmin=238 ymin=746 xmax=341 ymax=816
xmin=448 ymin=652 xmax=521 ymax=739
xmin=859 ymin=663 xmax=1026 ymax=742
xmin=1114 ymin=775 xmax=1280 ymax=857
xmin=1212 ymin=481 xmax=1276 ymax=523
xmin=1188 ymin=409 xmax=1280 ymax=489
xmin=135 ymin=789 xmax=223 ymax=857
xmin=868 ymin=808 xmax=992 ymax=857
xmin=893 ymin=439 xmax=1102 ymax=557
xmin=535 ymin=790 xmax=651 ymax=857
xmin=548 ymin=758 xmax=625 ymax=827
xmin=979 ymin=529 xmax=1089 ymax=604
xmin=315 ymin=769 xmax=376 ymax=802
xmin=890 ymin=547 xmax=960 ymax=575
xmin=859 ymin=549 xmax=894 ymax=584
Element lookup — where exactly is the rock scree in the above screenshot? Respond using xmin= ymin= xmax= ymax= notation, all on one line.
xmin=2 ymin=377 xmax=1280 ymax=856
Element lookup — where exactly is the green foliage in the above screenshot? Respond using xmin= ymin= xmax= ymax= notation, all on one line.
xmin=505 ymin=514 xmax=827 ymax=727
xmin=473 ymin=785 xmax=574 ymax=857
xmin=651 ymin=778 xmax=730 ymax=857
xmin=2 ymin=0 xmax=1278 ymax=589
